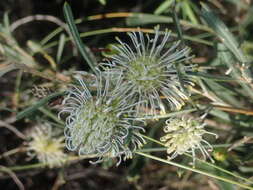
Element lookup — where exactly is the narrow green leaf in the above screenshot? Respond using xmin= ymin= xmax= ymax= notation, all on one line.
xmin=217 ymin=178 xmax=237 ymax=190
xmin=203 ymin=79 xmax=243 ymax=107
xmin=136 ymin=152 xmax=253 ymax=190
xmin=201 ymin=4 xmax=253 ymax=100
xmin=16 ymin=91 xmax=65 ymax=120
xmin=172 ymin=3 xmax=184 ymax=42
xmin=27 ymin=40 xmax=43 ymax=54
xmin=39 ymin=107 xmax=64 ymax=125
xmin=218 ymin=43 xmax=253 ymax=100
xmin=98 ymin=0 xmax=106 ymax=5
xmin=201 ymin=3 xmax=246 ymax=63
xmin=154 ymin=0 xmax=174 ymax=15
xmin=0 ymin=63 xmax=18 ymax=77
xmin=137 ymin=108 xmax=196 ymax=120
xmin=63 ymin=2 xmax=98 ymax=75
xmin=126 ymin=13 xmax=213 ymax=33
xmin=182 ymin=0 xmax=198 ymax=24
xmin=3 ymin=12 xmax=10 ymax=32
xmin=209 ymin=109 xmax=230 ymax=121
xmin=188 ymin=72 xmax=237 ymax=82
xmin=42 ymin=27 xmax=213 ymax=51
xmin=197 ymin=162 xmax=237 ymax=190
xmin=0 ymin=107 xmax=16 ymax=112
xmin=41 ymin=27 xmax=63 ymax=45
xmin=56 ymin=33 xmax=66 ymax=64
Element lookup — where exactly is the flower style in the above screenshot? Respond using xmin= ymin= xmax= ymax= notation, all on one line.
xmin=160 ymin=117 xmax=217 ymax=164
xmin=59 ymin=70 xmax=146 ymax=165
xmin=105 ymin=27 xmax=193 ymax=116
xmin=27 ymin=124 xmax=66 ymax=168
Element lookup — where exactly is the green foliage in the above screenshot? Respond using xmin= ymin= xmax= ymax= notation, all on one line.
xmin=1 ymin=0 xmax=253 ymax=189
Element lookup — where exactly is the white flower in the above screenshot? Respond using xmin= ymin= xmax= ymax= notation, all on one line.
xmin=160 ymin=117 xmax=217 ymax=164
xmin=59 ymin=70 xmax=145 ymax=165
xmin=104 ymin=27 xmax=193 ymax=116
xmin=27 ymin=124 xmax=66 ymax=168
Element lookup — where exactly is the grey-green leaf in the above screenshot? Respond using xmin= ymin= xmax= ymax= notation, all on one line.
xmin=16 ymin=91 xmax=65 ymax=121
xmin=63 ymin=2 xmax=98 ymax=75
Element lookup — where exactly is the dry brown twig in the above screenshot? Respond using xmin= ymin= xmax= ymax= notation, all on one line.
xmin=0 ymin=147 xmax=27 ymax=160
xmin=10 ymin=15 xmax=69 ymax=34
xmin=228 ymin=136 xmax=252 ymax=152
xmin=0 ymin=120 xmax=26 ymax=140
xmin=0 ymin=165 xmax=25 ymax=190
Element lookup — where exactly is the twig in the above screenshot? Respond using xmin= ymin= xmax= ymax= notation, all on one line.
xmin=204 ymin=119 xmax=232 ymax=131
xmin=10 ymin=15 xmax=69 ymax=35
xmin=228 ymin=136 xmax=252 ymax=152
xmin=0 ymin=120 xmax=26 ymax=140
xmin=214 ymin=105 xmax=253 ymax=116
xmin=13 ymin=62 xmax=70 ymax=83
xmin=7 ymin=154 xmax=98 ymax=171
xmin=0 ymin=147 xmax=27 ymax=159
xmin=0 ymin=165 xmax=25 ymax=190
xmin=51 ymin=171 xmax=65 ymax=190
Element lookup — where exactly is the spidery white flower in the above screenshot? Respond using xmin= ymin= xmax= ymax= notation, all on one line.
xmin=160 ymin=117 xmax=217 ymax=164
xmin=104 ymin=27 xmax=194 ymax=116
xmin=59 ymin=70 xmax=146 ymax=165
xmin=27 ymin=124 xmax=66 ymax=168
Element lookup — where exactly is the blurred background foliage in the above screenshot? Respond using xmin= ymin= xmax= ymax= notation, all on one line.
xmin=1 ymin=0 xmax=253 ymax=190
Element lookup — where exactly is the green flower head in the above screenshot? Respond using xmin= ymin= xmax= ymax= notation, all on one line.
xmin=104 ymin=27 xmax=194 ymax=116
xmin=59 ymin=70 xmax=145 ymax=165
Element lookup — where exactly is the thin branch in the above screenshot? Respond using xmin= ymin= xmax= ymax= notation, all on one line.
xmin=0 ymin=120 xmax=26 ymax=140
xmin=0 ymin=165 xmax=25 ymax=190
xmin=0 ymin=147 xmax=27 ymax=159
xmin=10 ymin=15 xmax=69 ymax=35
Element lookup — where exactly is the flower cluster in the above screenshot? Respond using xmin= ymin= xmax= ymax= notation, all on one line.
xmin=104 ymin=27 xmax=193 ymax=116
xmin=27 ymin=124 xmax=66 ymax=168
xmin=60 ymin=28 xmax=216 ymax=166
xmin=59 ymin=71 xmax=145 ymax=165
xmin=160 ymin=117 xmax=217 ymax=164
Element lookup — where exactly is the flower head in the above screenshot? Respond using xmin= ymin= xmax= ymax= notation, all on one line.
xmin=27 ymin=124 xmax=66 ymax=168
xmin=105 ymin=27 xmax=193 ymax=116
xmin=59 ymin=70 xmax=145 ymax=165
xmin=160 ymin=117 xmax=217 ymax=164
